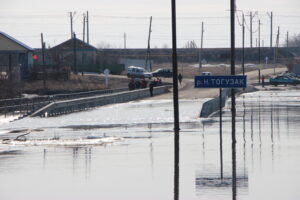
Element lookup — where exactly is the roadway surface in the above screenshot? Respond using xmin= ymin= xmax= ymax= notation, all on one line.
xmin=150 ymin=67 xmax=287 ymax=100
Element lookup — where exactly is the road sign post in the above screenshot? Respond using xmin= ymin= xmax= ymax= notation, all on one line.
xmin=194 ymin=75 xmax=247 ymax=89
xmin=195 ymin=75 xmax=247 ymax=182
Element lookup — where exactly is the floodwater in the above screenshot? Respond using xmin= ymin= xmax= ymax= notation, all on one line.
xmin=0 ymin=90 xmax=300 ymax=200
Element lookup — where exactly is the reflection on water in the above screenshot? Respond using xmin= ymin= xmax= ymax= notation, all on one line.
xmin=196 ymin=177 xmax=247 ymax=188
xmin=195 ymin=90 xmax=300 ymax=200
xmin=174 ymin=143 xmax=179 ymax=200
xmin=0 ymin=91 xmax=300 ymax=200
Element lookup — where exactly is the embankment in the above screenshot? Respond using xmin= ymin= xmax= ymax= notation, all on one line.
xmin=31 ymin=85 xmax=171 ymax=117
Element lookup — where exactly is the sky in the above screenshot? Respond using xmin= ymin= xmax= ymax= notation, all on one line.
xmin=1 ymin=0 xmax=300 ymax=49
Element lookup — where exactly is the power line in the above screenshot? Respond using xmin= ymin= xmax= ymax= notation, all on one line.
xmin=0 ymin=14 xmax=231 ymax=20
xmin=275 ymin=15 xmax=300 ymax=18
xmin=1 ymin=13 xmax=300 ymax=19
xmin=15 ymin=33 xmax=70 ymax=38
xmin=91 ymin=15 xmax=230 ymax=20
xmin=0 ymin=15 xmax=66 ymax=18
xmin=236 ymin=12 xmax=245 ymax=26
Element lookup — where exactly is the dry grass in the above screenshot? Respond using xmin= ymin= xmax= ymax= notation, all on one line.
xmin=0 ymin=79 xmax=21 ymax=99
xmin=22 ymin=74 xmax=129 ymax=95
xmin=20 ymin=62 xmax=287 ymax=95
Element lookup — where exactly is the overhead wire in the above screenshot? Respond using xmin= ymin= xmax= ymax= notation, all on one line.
xmin=1 ymin=11 xmax=299 ymax=48
xmin=236 ymin=12 xmax=244 ymax=27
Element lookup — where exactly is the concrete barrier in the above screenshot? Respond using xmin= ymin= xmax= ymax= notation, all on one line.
xmin=31 ymin=85 xmax=172 ymax=117
xmin=200 ymin=89 xmax=231 ymax=118
xmin=199 ymin=87 xmax=258 ymax=118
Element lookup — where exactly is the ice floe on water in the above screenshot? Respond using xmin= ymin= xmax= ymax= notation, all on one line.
xmin=1 ymin=136 xmax=122 ymax=147
xmin=0 ymin=99 xmax=205 ymax=132
xmin=0 ymin=115 xmax=19 ymax=126
xmin=195 ymin=177 xmax=248 ymax=188
xmin=0 ymin=149 xmax=22 ymax=155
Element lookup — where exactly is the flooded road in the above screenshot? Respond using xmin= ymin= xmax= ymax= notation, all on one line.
xmin=0 ymin=90 xmax=300 ymax=200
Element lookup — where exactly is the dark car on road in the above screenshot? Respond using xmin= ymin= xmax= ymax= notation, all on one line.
xmin=269 ymin=75 xmax=300 ymax=86
xmin=152 ymin=68 xmax=173 ymax=77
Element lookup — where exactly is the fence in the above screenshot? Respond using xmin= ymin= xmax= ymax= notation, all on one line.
xmin=0 ymin=88 xmax=128 ymax=118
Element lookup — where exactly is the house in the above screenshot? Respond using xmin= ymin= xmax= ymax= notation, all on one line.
xmin=45 ymin=38 xmax=97 ymax=72
xmin=0 ymin=31 xmax=34 ymax=80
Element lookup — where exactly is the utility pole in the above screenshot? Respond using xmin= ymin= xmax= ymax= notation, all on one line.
xmin=287 ymin=31 xmax=289 ymax=48
xmin=171 ymin=1 xmax=180 ymax=200
xmin=246 ymin=11 xmax=258 ymax=48
xmin=273 ymin=26 xmax=280 ymax=74
xmin=277 ymin=26 xmax=280 ymax=46
xmin=199 ymin=21 xmax=204 ymax=72
xmin=242 ymin=14 xmax=245 ymax=75
xmin=286 ymin=31 xmax=289 ymax=62
xmin=276 ymin=26 xmax=280 ymax=62
xmin=41 ymin=33 xmax=46 ymax=89
xmin=230 ymin=0 xmax=237 ymax=198
xmin=73 ymin=33 xmax=77 ymax=74
xmin=69 ymin=12 xmax=75 ymax=38
xmin=258 ymin=20 xmax=261 ymax=64
xmin=270 ymin=12 xmax=273 ymax=47
xmin=250 ymin=12 xmax=253 ymax=48
xmin=83 ymin=14 xmax=86 ymax=42
xmin=219 ymin=88 xmax=223 ymax=179
xmin=124 ymin=32 xmax=127 ymax=49
xmin=86 ymin=11 xmax=89 ymax=44
xmin=145 ymin=16 xmax=152 ymax=71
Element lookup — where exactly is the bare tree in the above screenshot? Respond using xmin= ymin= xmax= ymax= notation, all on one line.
xmin=162 ymin=43 xmax=169 ymax=48
xmin=97 ymin=41 xmax=114 ymax=49
xmin=184 ymin=40 xmax=198 ymax=49
xmin=289 ymin=34 xmax=300 ymax=47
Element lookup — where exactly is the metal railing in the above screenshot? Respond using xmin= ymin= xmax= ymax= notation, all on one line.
xmin=0 ymin=87 xmax=128 ymax=117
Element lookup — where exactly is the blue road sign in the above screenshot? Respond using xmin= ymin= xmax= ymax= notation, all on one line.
xmin=194 ymin=75 xmax=247 ymax=88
